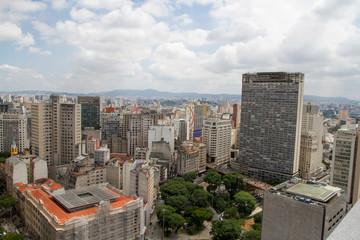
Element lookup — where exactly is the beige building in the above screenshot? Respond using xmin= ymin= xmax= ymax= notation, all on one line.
xmin=331 ymin=128 xmax=360 ymax=206
xmin=69 ymin=165 xmax=106 ymax=189
xmin=178 ymin=141 xmax=207 ymax=175
xmin=299 ymin=132 xmax=318 ymax=179
xmin=15 ymin=180 xmax=145 ymax=240
xmin=338 ymin=109 xmax=348 ymax=124
xmin=31 ymin=95 xmax=81 ymax=165
xmin=202 ymin=118 xmax=231 ymax=164
xmin=0 ymin=108 xmax=29 ymax=153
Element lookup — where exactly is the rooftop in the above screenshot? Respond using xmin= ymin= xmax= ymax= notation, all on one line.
xmin=17 ymin=180 xmax=135 ymax=225
xmin=286 ymin=183 xmax=340 ymax=203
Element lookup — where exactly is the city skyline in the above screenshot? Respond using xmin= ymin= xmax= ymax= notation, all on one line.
xmin=1 ymin=0 xmax=360 ymax=99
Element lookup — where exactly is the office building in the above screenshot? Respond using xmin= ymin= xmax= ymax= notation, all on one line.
xmin=173 ymin=119 xmax=189 ymax=143
xmin=232 ymin=104 xmax=240 ymax=128
xmin=299 ymin=102 xmax=324 ymax=179
xmin=31 ymin=95 xmax=81 ymax=165
xmin=202 ymin=118 xmax=232 ymax=164
xmin=236 ymin=72 xmax=304 ymax=182
xmin=331 ymin=127 xmax=360 ymax=206
xmin=101 ymin=111 xmax=121 ymax=152
xmin=15 ymin=180 xmax=145 ymax=240
xmin=69 ymin=165 xmax=106 ymax=189
xmin=262 ymin=180 xmax=346 ymax=240
xmin=0 ymin=107 xmax=29 ymax=153
xmin=338 ymin=109 xmax=348 ymax=125
xmin=78 ymin=96 xmax=101 ymax=130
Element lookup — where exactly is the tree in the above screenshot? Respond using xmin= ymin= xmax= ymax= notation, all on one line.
xmin=2 ymin=234 xmax=25 ymax=240
xmin=156 ymin=205 xmax=176 ymax=228
xmin=182 ymin=172 xmax=198 ymax=183
xmin=223 ymin=207 xmax=239 ymax=219
xmin=253 ymin=212 xmax=262 ymax=224
xmin=184 ymin=181 xmax=203 ymax=194
xmin=210 ymin=220 xmax=242 ymax=240
xmin=234 ymin=191 xmax=256 ymax=216
xmin=160 ymin=178 xmax=189 ymax=201
xmin=0 ymin=195 xmax=17 ymax=219
xmin=167 ymin=213 xmax=186 ymax=232
xmin=243 ymin=230 xmax=261 ymax=240
xmin=204 ymin=170 xmax=222 ymax=194
xmin=190 ymin=189 xmax=212 ymax=208
xmin=165 ymin=195 xmax=189 ymax=212
xmin=213 ymin=197 xmax=229 ymax=213
xmin=223 ymin=172 xmax=245 ymax=198
xmin=190 ymin=208 xmax=212 ymax=226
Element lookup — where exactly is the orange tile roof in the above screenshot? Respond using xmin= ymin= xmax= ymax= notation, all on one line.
xmin=95 ymin=167 xmax=104 ymax=170
xmin=72 ymin=171 xmax=86 ymax=175
xmin=20 ymin=181 xmax=135 ymax=225
xmin=15 ymin=178 xmax=64 ymax=194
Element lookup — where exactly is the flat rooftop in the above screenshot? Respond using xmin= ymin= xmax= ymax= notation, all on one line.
xmin=286 ymin=183 xmax=339 ymax=203
xmin=53 ymin=185 xmax=119 ymax=212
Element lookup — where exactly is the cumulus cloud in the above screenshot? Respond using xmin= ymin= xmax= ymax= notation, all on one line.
xmin=2 ymin=0 xmax=360 ymax=98
xmin=0 ymin=21 xmax=35 ymax=48
xmin=0 ymin=0 xmax=47 ymax=21
xmin=0 ymin=64 xmax=48 ymax=91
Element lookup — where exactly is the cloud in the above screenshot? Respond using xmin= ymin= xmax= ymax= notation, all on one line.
xmin=141 ymin=0 xmax=173 ymax=17
xmin=45 ymin=0 xmax=68 ymax=10
xmin=70 ymin=7 xmax=97 ymax=22
xmin=0 ymin=0 xmax=47 ymax=21
xmin=0 ymin=64 xmax=48 ymax=91
xmin=0 ymin=21 xmax=35 ymax=48
xmin=28 ymin=46 xmax=52 ymax=56
xmin=76 ymin=0 xmax=133 ymax=10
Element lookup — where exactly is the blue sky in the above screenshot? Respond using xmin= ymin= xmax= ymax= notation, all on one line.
xmin=1 ymin=0 xmax=360 ymax=99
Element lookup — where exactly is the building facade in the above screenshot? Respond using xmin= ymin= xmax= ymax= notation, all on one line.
xmin=331 ymin=128 xmax=360 ymax=206
xmin=202 ymin=118 xmax=231 ymax=165
xmin=78 ymin=96 xmax=101 ymax=130
xmin=262 ymin=180 xmax=346 ymax=240
xmin=236 ymin=72 xmax=304 ymax=182
xmin=178 ymin=141 xmax=207 ymax=175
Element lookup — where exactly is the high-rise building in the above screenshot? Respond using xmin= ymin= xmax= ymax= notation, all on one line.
xmin=173 ymin=119 xmax=189 ymax=142
xmin=78 ymin=96 xmax=101 ymax=130
xmin=338 ymin=109 xmax=348 ymax=125
xmin=331 ymin=127 xmax=360 ymax=206
xmin=262 ymin=180 xmax=346 ymax=240
xmin=232 ymin=104 xmax=240 ymax=128
xmin=0 ymin=107 xmax=29 ymax=153
xmin=122 ymin=114 xmax=164 ymax=156
xmin=31 ymin=95 xmax=81 ymax=165
xmin=236 ymin=72 xmax=304 ymax=182
xmin=299 ymin=103 xmax=324 ymax=179
xmin=202 ymin=118 xmax=232 ymax=164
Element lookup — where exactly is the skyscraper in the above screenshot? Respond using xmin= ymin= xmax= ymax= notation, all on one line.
xmin=78 ymin=96 xmax=101 ymax=130
xmin=236 ymin=72 xmax=304 ymax=182
xmin=0 ymin=107 xmax=29 ymax=153
xmin=331 ymin=127 xmax=360 ymax=207
xmin=31 ymin=95 xmax=81 ymax=165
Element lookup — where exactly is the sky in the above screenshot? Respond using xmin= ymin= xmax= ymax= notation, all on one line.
xmin=1 ymin=0 xmax=360 ymax=99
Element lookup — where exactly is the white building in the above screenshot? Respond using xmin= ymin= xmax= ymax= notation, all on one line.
xmin=94 ymin=146 xmax=110 ymax=167
xmin=148 ymin=125 xmax=174 ymax=153
xmin=202 ymin=118 xmax=232 ymax=164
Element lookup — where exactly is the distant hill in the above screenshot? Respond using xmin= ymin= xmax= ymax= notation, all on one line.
xmin=1 ymin=89 xmax=356 ymax=102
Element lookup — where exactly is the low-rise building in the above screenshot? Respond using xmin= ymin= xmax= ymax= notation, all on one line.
xmin=15 ymin=179 xmax=145 ymax=240
xmin=178 ymin=141 xmax=206 ymax=175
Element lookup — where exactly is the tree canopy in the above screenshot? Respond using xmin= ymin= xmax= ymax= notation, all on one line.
xmin=243 ymin=230 xmax=261 ymax=240
xmin=222 ymin=172 xmax=245 ymax=198
xmin=165 ymin=195 xmax=189 ymax=212
xmin=190 ymin=207 xmax=212 ymax=226
xmin=190 ymin=189 xmax=212 ymax=208
xmin=234 ymin=191 xmax=256 ymax=216
xmin=160 ymin=178 xmax=189 ymax=201
xmin=210 ymin=220 xmax=242 ymax=240
xmin=182 ymin=172 xmax=198 ymax=183
xmin=204 ymin=170 xmax=222 ymax=193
